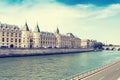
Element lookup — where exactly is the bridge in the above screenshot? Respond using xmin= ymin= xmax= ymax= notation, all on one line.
xmin=103 ymin=45 xmax=120 ymax=51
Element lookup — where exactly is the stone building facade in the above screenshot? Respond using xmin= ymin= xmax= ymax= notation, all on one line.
xmin=0 ymin=23 xmax=21 ymax=48
xmin=56 ymin=29 xmax=81 ymax=48
xmin=81 ymin=39 xmax=94 ymax=48
xmin=0 ymin=22 xmax=81 ymax=48
xmin=32 ymin=24 xmax=41 ymax=48
xmin=21 ymin=23 xmax=30 ymax=48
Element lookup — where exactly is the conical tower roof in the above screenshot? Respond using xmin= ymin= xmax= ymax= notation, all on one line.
xmin=34 ymin=24 xmax=40 ymax=32
xmin=56 ymin=27 xmax=59 ymax=34
xmin=22 ymin=22 xmax=29 ymax=31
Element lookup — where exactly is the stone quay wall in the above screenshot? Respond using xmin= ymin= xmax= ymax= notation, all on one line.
xmin=0 ymin=48 xmax=94 ymax=57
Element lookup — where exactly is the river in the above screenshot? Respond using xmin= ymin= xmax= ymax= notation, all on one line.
xmin=0 ymin=51 xmax=120 ymax=80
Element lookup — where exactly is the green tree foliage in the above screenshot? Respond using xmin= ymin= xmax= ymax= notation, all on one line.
xmin=93 ymin=42 xmax=103 ymax=49
xmin=108 ymin=44 xmax=113 ymax=46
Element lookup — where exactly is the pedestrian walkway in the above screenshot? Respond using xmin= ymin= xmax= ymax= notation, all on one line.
xmin=69 ymin=59 xmax=120 ymax=80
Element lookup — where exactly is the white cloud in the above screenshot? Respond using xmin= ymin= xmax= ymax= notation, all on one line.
xmin=0 ymin=1 xmax=120 ymax=44
xmin=94 ymin=4 xmax=120 ymax=19
xmin=0 ymin=1 xmax=88 ymax=32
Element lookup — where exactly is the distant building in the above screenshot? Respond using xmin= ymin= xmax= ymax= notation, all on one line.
xmin=81 ymin=39 xmax=94 ymax=48
xmin=56 ymin=28 xmax=81 ymax=48
xmin=81 ymin=40 xmax=87 ymax=48
xmin=0 ymin=22 xmax=81 ymax=49
xmin=40 ymin=32 xmax=56 ymax=48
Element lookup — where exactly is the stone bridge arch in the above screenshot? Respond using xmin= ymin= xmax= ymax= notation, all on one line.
xmin=103 ymin=46 xmax=120 ymax=51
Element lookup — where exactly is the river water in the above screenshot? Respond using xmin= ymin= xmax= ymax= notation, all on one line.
xmin=0 ymin=51 xmax=120 ymax=80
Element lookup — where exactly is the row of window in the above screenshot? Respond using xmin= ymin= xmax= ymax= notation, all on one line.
xmin=2 ymin=32 xmax=21 ymax=37
xmin=0 ymin=29 xmax=20 ymax=32
xmin=2 ymin=38 xmax=21 ymax=42
xmin=41 ymin=41 xmax=56 ymax=44
xmin=1 ymin=43 xmax=20 ymax=46
xmin=41 ymin=38 xmax=56 ymax=41
xmin=32 ymin=38 xmax=56 ymax=41
xmin=41 ymin=37 xmax=56 ymax=40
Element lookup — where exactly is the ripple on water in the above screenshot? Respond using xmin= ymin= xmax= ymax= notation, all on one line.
xmin=0 ymin=51 xmax=120 ymax=80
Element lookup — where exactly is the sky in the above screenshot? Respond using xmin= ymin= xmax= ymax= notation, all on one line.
xmin=0 ymin=0 xmax=120 ymax=45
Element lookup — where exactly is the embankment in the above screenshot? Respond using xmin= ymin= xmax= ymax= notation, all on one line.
xmin=0 ymin=48 xmax=94 ymax=57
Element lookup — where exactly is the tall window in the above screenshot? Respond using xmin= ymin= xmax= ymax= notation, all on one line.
xmin=11 ymin=38 xmax=13 ymax=42
xmin=11 ymin=33 xmax=13 ymax=37
xmin=19 ymin=34 xmax=21 ymax=37
xmin=7 ymin=38 xmax=9 ymax=42
xmin=2 ymin=38 xmax=4 ymax=42
xmin=15 ymin=33 xmax=17 ymax=37
xmin=2 ymin=32 xmax=4 ymax=36
xmin=15 ymin=39 xmax=17 ymax=42
xmin=7 ymin=32 xmax=9 ymax=37
xmin=19 ymin=39 xmax=21 ymax=43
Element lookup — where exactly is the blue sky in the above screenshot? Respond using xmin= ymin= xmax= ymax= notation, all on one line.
xmin=0 ymin=0 xmax=120 ymax=45
xmin=57 ymin=0 xmax=120 ymax=6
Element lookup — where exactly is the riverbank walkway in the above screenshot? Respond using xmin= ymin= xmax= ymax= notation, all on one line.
xmin=68 ymin=59 xmax=120 ymax=80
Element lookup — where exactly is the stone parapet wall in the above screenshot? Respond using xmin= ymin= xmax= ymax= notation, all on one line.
xmin=0 ymin=48 xmax=94 ymax=57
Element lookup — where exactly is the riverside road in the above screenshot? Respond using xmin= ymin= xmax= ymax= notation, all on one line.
xmin=80 ymin=59 xmax=120 ymax=80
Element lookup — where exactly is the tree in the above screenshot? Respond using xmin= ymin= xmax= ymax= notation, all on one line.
xmin=108 ymin=44 xmax=113 ymax=46
xmin=93 ymin=42 xmax=104 ymax=49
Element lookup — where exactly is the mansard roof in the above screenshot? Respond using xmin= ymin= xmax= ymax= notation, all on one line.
xmin=67 ymin=33 xmax=75 ymax=37
xmin=0 ymin=23 xmax=20 ymax=32
xmin=40 ymin=31 xmax=55 ymax=35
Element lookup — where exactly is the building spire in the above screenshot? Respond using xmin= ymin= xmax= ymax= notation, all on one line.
xmin=37 ymin=24 xmax=40 ymax=32
xmin=56 ymin=27 xmax=59 ymax=34
xmin=23 ymin=22 xmax=29 ymax=31
xmin=34 ymin=23 xmax=40 ymax=32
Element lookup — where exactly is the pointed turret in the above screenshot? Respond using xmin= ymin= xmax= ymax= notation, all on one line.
xmin=56 ymin=27 xmax=59 ymax=34
xmin=25 ymin=22 xmax=29 ymax=31
xmin=23 ymin=22 xmax=29 ymax=31
xmin=34 ymin=24 xmax=40 ymax=32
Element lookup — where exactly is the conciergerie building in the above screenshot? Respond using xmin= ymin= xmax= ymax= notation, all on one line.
xmin=0 ymin=22 xmax=81 ymax=48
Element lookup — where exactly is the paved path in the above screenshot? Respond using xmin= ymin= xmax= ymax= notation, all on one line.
xmin=72 ymin=60 xmax=120 ymax=80
xmin=82 ymin=61 xmax=120 ymax=80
